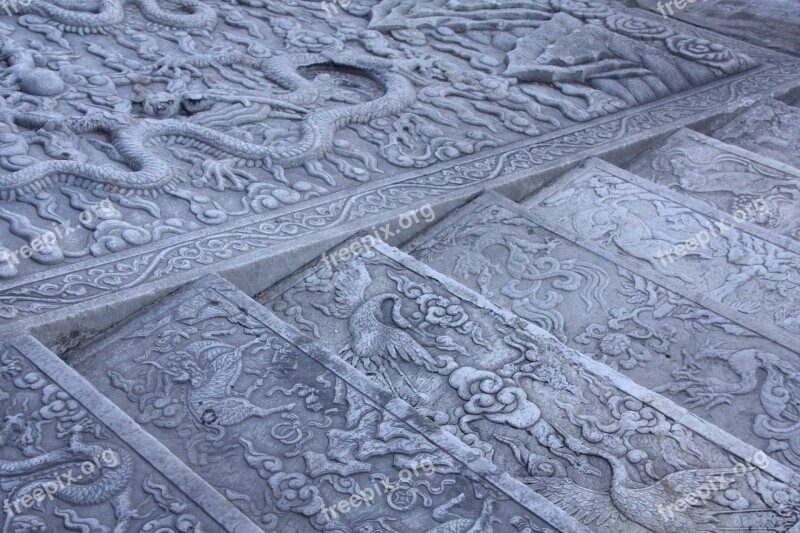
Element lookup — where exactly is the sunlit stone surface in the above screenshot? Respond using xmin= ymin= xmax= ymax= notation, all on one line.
xmin=1 ymin=0 xmax=800 ymax=531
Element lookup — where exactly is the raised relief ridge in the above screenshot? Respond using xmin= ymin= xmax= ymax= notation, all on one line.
xmin=67 ymin=274 xmax=581 ymax=533
xmin=709 ymin=99 xmax=800 ymax=170
xmin=0 ymin=0 xmax=796 ymax=325
xmin=260 ymin=238 xmax=800 ymax=531
xmin=523 ymin=158 xmax=800 ymax=342
xmin=624 ymin=128 xmax=800 ymax=246
xmin=403 ymin=191 xmax=800 ymax=475
xmin=0 ymin=335 xmax=253 ymax=532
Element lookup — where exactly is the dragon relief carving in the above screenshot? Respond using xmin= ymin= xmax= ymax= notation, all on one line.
xmin=0 ymin=347 xmax=211 ymax=532
xmin=0 ymin=0 xmax=764 ymax=283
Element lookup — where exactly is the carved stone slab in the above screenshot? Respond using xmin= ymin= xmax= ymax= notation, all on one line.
xmin=68 ymin=274 xmax=580 ymax=533
xmin=624 ymin=128 xmax=800 ymax=244
xmin=710 ymin=98 xmax=800 ymax=170
xmin=523 ymin=158 xmax=800 ymax=342
xmin=404 ymin=191 xmax=800 ymax=472
xmin=261 ymin=239 xmax=800 ymax=531
xmin=1 ymin=0 xmax=800 ymax=325
xmin=631 ymin=0 xmax=800 ymax=56
xmin=0 ymin=335 xmax=257 ymax=532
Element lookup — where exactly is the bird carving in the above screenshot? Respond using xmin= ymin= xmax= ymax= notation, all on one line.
xmin=165 ymin=338 xmax=294 ymax=427
xmin=427 ymin=493 xmax=498 ymax=533
xmin=514 ymin=431 xmax=747 ymax=532
xmin=312 ymin=260 xmax=442 ymax=401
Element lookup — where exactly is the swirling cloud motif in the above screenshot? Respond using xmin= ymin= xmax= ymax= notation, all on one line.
xmin=268 ymin=472 xmax=323 ymax=516
xmin=665 ymin=36 xmax=751 ymax=74
xmin=448 ymin=367 xmax=541 ymax=429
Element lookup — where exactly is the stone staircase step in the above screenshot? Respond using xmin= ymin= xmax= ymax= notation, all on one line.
xmin=522 ymin=158 xmax=800 ymax=345
xmin=709 ymin=98 xmax=800 ymax=170
xmin=258 ymin=239 xmax=800 ymax=532
xmin=624 ymin=127 xmax=800 ymax=245
xmin=0 ymin=335 xmax=259 ymax=532
xmin=65 ymin=274 xmax=581 ymax=533
xmin=403 ymin=191 xmax=800 ymax=473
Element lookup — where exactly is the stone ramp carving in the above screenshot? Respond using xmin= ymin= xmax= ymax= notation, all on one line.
xmin=631 ymin=0 xmax=800 ymax=56
xmin=523 ymin=158 xmax=800 ymax=344
xmin=708 ymin=99 xmax=800 ymax=169
xmin=0 ymin=335 xmax=258 ymax=532
xmin=1 ymin=0 xmax=799 ymax=327
xmin=402 ymin=191 xmax=800 ymax=473
xmin=624 ymin=128 xmax=800 ymax=245
xmin=0 ymin=1 xmax=799 ymax=531
xmin=258 ymin=239 xmax=800 ymax=532
xmin=66 ymin=274 xmax=581 ymax=533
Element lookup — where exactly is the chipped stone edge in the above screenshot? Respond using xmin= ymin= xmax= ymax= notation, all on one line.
xmin=522 ymin=157 xmax=800 ymax=352
xmin=190 ymin=274 xmax=591 ymax=533
xmin=7 ymin=334 xmax=263 ymax=533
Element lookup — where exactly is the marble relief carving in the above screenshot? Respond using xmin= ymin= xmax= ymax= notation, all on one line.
xmin=0 ymin=341 xmax=224 ymax=532
xmin=1 ymin=2 xmax=800 ymax=533
xmin=404 ymin=193 xmax=800 ymax=472
xmin=0 ymin=0 xmax=795 ymax=324
xmin=69 ymin=275 xmax=568 ymax=533
xmin=709 ymin=98 xmax=800 ymax=171
xmin=625 ymin=128 xmax=800 ymax=243
xmin=263 ymin=242 xmax=800 ymax=532
xmin=524 ymin=159 xmax=800 ymax=337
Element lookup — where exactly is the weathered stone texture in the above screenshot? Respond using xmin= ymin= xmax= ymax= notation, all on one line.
xmin=710 ymin=99 xmax=800 ymax=171
xmin=68 ymin=275 xmax=579 ymax=533
xmin=0 ymin=0 xmax=798 ymax=325
xmin=1 ymin=1 xmax=800 ymax=531
xmin=0 ymin=336 xmax=250 ymax=532
xmin=405 ymin=192 xmax=800 ymax=472
xmin=261 ymin=241 xmax=800 ymax=532
xmin=523 ymin=159 xmax=800 ymax=340
xmin=625 ymin=128 xmax=800 ymax=244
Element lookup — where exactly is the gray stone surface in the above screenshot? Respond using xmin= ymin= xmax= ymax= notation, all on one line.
xmin=0 ymin=335 xmax=257 ymax=532
xmin=260 ymin=239 xmax=800 ymax=532
xmin=404 ymin=191 xmax=800 ymax=471
xmin=523 ymin=158 xmax=800 ymax=342
xmin=624 ymin=128 xmax=800 ymax=244
xmin=630 ymin=0 xmax=800 ymax=56
xmin=1 ymin=1 xmax=800 ymax=531
xmin=67 ymin=274 xmax=579 ymax=533
xmin=0 ymin=0 xmax=799 ymax=327
xmin=709 ymin=98 xmax=800 ymax=170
